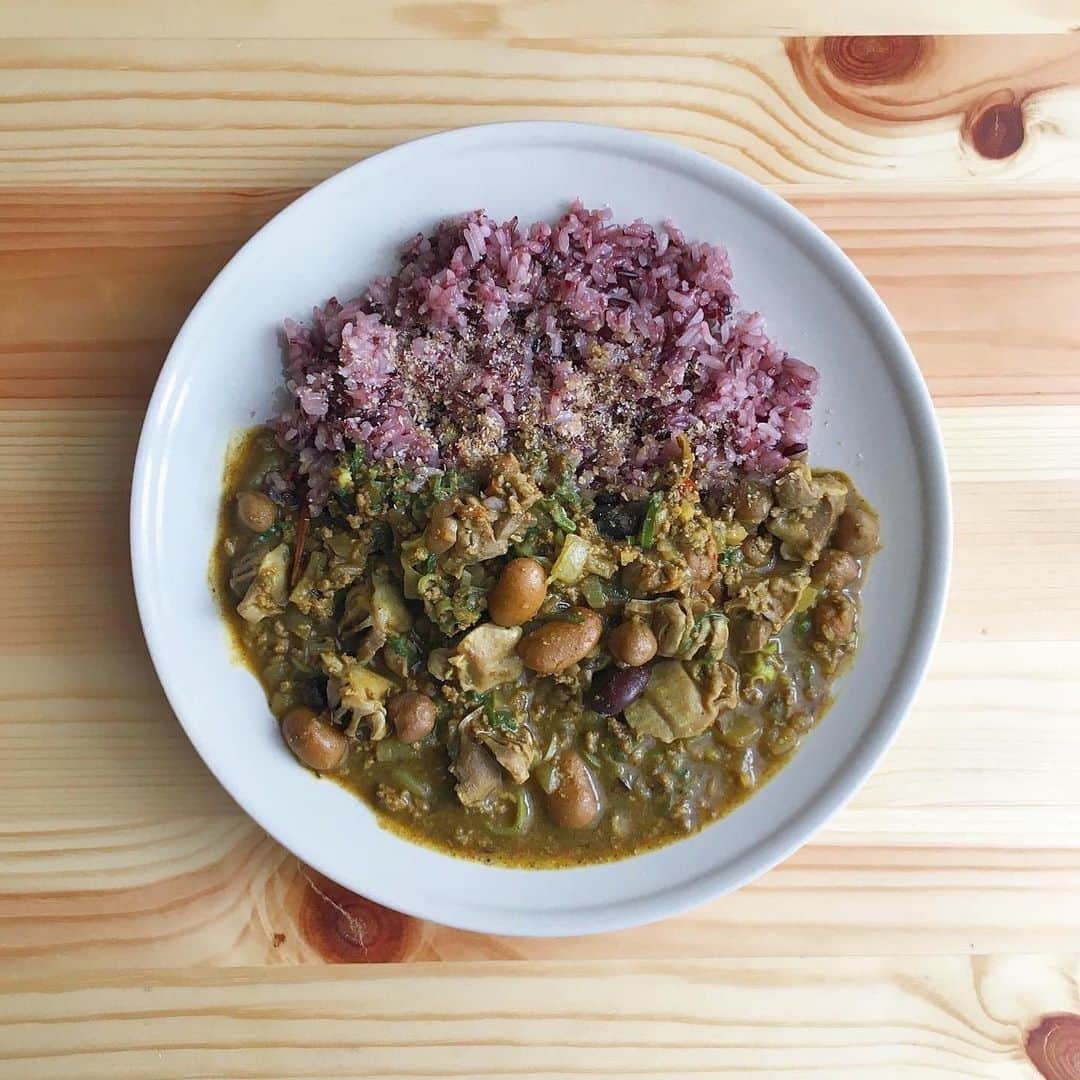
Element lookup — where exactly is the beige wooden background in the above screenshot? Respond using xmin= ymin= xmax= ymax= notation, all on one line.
xmin=2 ymin=4 xmax=1080 ymax=1078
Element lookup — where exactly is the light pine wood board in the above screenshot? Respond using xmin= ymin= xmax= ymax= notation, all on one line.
xmin=1 ymin=36 xmax=1080 ymax=186
xmin=1 ymin=958 xmax=1078 ymax=1080
xmin=3 ymin=26 xmax=1080 ymax=1079
xmin=3 ymin=0 xmax=1080 ymax=38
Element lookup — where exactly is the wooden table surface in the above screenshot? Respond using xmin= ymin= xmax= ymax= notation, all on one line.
xmin=3 ymin=5 xmax=1080 ymax=1078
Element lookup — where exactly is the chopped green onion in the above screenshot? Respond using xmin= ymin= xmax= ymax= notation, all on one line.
xmin=482 ymin=789 xmax=534 ymax=836
xmin=389 ymin=767 xmax=433 ymax=801
xmin=492 ymin=709 xmax=518 ymax=732
xmin=348 ymin=445 xmax=365 ymax=481
xmin=581 ymin=575 xmax=608 ymax=610
xmin=693 ymin=610 xmax=727 ymax=634
xmin=432 ymin=469 xmax=463 ymax=502
xmin=512 ymin=788 xmax=533 ymax=831
xmin=386 ymin=633 xmax=419 ymax=666
xmin=534 ymin=761 xmax=558 ymax=794
xmin=639 ymin=492 xmax=663 ymax=549
xmin=553 ymin=472 xmax=583 ymax=510
xmin=541 ymin=498 xmax=577 ymax=533
xmin=580 ymin=746 xmax=605 ymax=771
xmin=483 ymin=695 xmax=518 ymax=732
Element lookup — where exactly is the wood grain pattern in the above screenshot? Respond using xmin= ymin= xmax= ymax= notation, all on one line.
xmin=2 ymin=22 xmax=1080 ymax=1077
xmin=4 ymin=1 xmax=1080 ymax=39
xmin=1 ymin=36 xmax=1079 ymax=187
xmin=1 ymin=957 xmax=1077 ymax=1079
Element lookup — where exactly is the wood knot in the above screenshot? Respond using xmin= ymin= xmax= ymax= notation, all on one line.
xmin=821 ymin=36 xmax=927 ymax=85
xmin=297 ymin=867 xmax=419 ymax=963
xmin=1026 ymin=1014 xmax=1080 ymax=1080
xmin=965 ymin=92 xmax=1026 ymax=160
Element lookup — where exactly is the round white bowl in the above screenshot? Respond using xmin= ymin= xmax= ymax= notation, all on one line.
xmin=131 ymin=122 xmax=950 ymax=936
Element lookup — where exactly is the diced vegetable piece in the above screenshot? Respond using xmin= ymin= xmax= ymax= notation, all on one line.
xmin=550 ymin=534 xmax=590 ymax=584
xmin=623 ymin=661 xmax=716 ymax=743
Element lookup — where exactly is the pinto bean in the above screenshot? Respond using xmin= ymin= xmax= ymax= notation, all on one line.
xmin=546 ymin=752 xmax=601 ymax=829
xmin=387 ymin=691 xmax=437 ymax=744
xmin=281 ymin=706 xmax=347 ymax=772
xmin=488 ymin=558 xmax=547 ymax=627
xmin=834 ymin=505 xmax=879 ymax=556
xmin=236 ymin=491 xmax=276 ymax=532
xmin=607 ymin=619 xmax=657 ymax=668
xmin=517 ymin=609 xmax=603 ymax=674
xmin=812 ymin=549 xmax=859 ymax=589
xmin=424 ymin=512 xmax=459 ymax=555
xmin=733 ymin=480 xmax=772 ymax=526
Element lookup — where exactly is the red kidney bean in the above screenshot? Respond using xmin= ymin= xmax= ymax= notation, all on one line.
xmin=588 ymin=665 xmax=651 ymax=716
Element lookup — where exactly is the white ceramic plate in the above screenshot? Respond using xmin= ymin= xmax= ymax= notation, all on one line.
xmin=132 ymin=122 xmax=950 ymax=936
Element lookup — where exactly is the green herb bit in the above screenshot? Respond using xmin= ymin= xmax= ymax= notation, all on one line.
xmin=490 ymin=709 xmax=518 ymax=733
xmin=553 ymin=471 xmax=583 ymax=510
xmin=639 ymin=492 xmax=663 ymax=549
xmin=541 ymin=498 xmax=577 ymax=533
xmin=480 ymin=693 xmax=519 ymax=732
xmin=255 ymin=523 xmax=281 ymax=545
xmin=693 ymin=610 xmax=727 ymax=633
xmin=432 ymin=468 xmax=463 ymax=502
xmin=719 ymin=547 xmax=739 ymax=567
xmin=387 ymin=633 xmax=419 ymax=663
xmin=349 ymin=446 xmax=365 ymax=481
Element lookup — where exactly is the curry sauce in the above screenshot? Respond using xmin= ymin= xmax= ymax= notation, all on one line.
xmin=213 ymin=428 xmax=878 ymax=867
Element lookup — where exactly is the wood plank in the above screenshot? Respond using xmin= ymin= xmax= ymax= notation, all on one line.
xmin=1 ymin=36 xmax=1079 ymax=186
xmin=4 ymin=1 xmax=1079 ymax=39
xmin=3 ymin=816 xmax=1080 ymax=968
xmin=0 ymin=957 xmax=1076 ymax=1078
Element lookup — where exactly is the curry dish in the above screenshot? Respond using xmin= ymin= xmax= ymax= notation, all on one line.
xmin=214 ymin=429 xmax=878 ymax=866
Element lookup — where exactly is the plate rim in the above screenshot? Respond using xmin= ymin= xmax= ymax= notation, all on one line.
xmin=131 ymin=121 xmax=952 ymax=936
